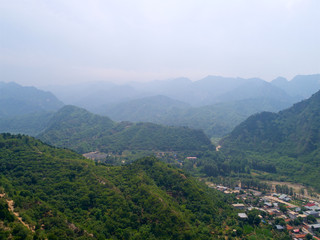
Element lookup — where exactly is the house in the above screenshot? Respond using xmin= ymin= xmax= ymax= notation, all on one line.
xmin=286 ymin=225 xmax=293 ymax=231
xmin=279 ymin=194 xmax=291 ymax=202
xmin=308 ymin=223 xmax=320 ymax=230
xmin=293 ymin=234 xmax=306 ymax=238
xmin=297 ymin=214 xmax=307 ymax=221
xmin=247 ymin=207 xmax=266 ymax=212
xmin=248 ymin=189 xmax=262 ymax=196
xmin=232 ymin=203 xmax=245 ymax=210
xmin=279 ymin=214 xmax=288 ymax=219
xmin=294 ymin=207 xmax=301 ymax=212
xmin=279 ymin=194 xmax=287 ymax=199
xmin=305 ymin=203 xmax=316 ymax=207
xmin=304 ymin=210 xmax=319 ymax=218
xmin=293 ymin=229 xmax=300 ymax=234
xmin=216 ymin=186 xmax=228 ymax=191
xmin=288 ymin=210 xmax=298 ymax=219
xmin=238 ymin=213 xmax=248 ymax=219
xmin=264 ymin=202 xmax=273 ymax=208
xmin=267 ymin=209 xmax=281 ymax=216
xmin=276 ymin=225 xmax=285 ymax=230
xmin=306 ymin=205 xmax=320 ymax=211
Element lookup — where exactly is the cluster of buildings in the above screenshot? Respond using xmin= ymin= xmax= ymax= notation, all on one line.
xmin=213 ymin=184 xmax=320 ymax=239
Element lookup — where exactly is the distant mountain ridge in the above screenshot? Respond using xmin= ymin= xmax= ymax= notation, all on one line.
xmin=271 ymin=74 xmax=320 ymax=99
xmin=98 ymin=75 xmax=309 ymax=138
xmin=47 ymin=75 xmax=306 ymax=108
xmin=0 ymin=82 xmax=63 ymax=117
xmin=1 ymin=75 xmax=319 ymax=140
xmin=104 ymin=96 xmax=294 ymax=138
xmin=103 ymin=95 xmax=190 ymax=123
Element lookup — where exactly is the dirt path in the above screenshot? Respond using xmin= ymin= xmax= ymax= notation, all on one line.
xmin=1 ymin=193 xmax=35 ymax=232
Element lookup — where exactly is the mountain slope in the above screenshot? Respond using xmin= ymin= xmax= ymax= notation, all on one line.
xmin=0 ymin=82 xmax=63 ymax=117
xmin=0 ymin=111 xmax=54 ymax=136
xmin=103 ymin=95 xmax=190 ymax=122
xmin=221 ymin=90 xmax=320 ymax=190
xmin=38 ymin=105 xmax=213 ymax=153
xmin=0 ymin=133 xmax=238 ymax=239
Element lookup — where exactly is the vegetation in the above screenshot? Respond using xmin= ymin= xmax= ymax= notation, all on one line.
xmin=221 ymin=89 xmax=320 ymax=191
xmin=0 ymin=134 xmax=292 ymax=239
xmin=38 ymin=105 xmax=213 ymax=153
xmin=0 ymin=111 xmax=53 ymax=136
xmin=0 ymin=133 xmax=238 ymax=239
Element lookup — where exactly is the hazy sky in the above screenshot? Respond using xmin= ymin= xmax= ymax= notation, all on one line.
xmin=1 ymin=0 xmax=319 ymax=86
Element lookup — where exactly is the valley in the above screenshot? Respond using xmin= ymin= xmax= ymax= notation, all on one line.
xmin=2 ymin=2 xmax=319 ymax=238
xmin=0 ymin=75 xmax=320 ymax=239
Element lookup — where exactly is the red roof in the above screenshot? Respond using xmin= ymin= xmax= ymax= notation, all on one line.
xmin=295 ymin=234 xmax=306 ymax=238
xmin=286 ymin=225 xmax=293 ymax=230
xmin=305 ymin=203 xmax=316 ymax=207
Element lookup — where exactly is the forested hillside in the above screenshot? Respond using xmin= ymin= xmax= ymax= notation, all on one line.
xmin=38 ymin=105 xmax=213 ymax=153
xmin=0 ymin=133 xmax=240 ymax=239
xmin=221 ymin=90 xmax=320 ymax=191
xmin=0 ymin=111 xmax=53 ymax=136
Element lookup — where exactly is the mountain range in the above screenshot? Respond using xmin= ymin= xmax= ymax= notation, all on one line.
xmin=1 ymin=74 xmax=320 ymax=142
xmin=45 ymin=74 xmax=320 ymax=138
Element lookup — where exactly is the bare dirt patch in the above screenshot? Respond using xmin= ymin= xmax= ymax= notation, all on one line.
xmin=263 ymin=180 xmax=320 ymax=200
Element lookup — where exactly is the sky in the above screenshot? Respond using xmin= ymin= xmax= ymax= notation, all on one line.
xmin=0 ymin=0 xmax=320 ymax=86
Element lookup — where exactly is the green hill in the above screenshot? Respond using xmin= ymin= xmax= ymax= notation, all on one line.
xmin=38 ymin=105 xmax=213 ymax=153
xmin=221 ymin=90 xmax=320 ymax=191
xmin=0 ymin=133 xmax=239 ymax=239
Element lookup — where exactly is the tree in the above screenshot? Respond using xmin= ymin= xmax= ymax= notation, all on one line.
xmin=307 ymin=215 xmax=317 ymax=224
xmin=279 ymin=204 xmax=287 ymax=213
xmin=248 ymin=210 xmax=261 ymax=226
xmin=306 ymin=233 xmax=313 ymax=240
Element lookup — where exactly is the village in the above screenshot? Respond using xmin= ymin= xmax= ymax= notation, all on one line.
xmin=211 ymin=184 xmax=320 ymax=240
